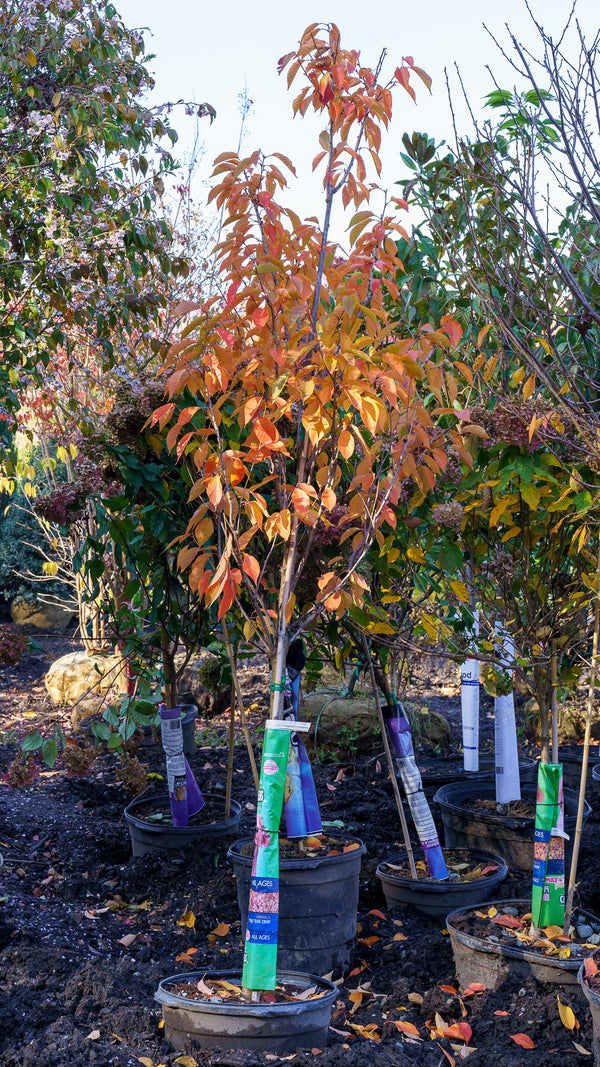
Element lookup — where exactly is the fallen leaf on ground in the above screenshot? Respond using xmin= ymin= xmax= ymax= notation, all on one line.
xmin=368 ymin=909 xmax=386 ymax=920
xmin=174 ymin=1056 xmax=198 ymax=1067
xmin=408 ymin=992 xmax=424 ymax=1005
xmin=584 ymin=957 xmax=599 ymax=978
xmin=510 ymin=1033 xmax=535 ymax=1049
xmin=85 ymin=1030 xmax=100 ymax=1041
xmin=393 ymin=931 xmax=407 ymax=941
xmin=210 ymin=923 xmax=230 ymax=937
xmin=494 ymin=1010 xmax=509 ymax=1016
xmin=439 ymin=984 xmax=457 ymax=994
xmin=557 ymin=997 xmax=578 ymax=1031
xmin=117 ymin=934 xmax=136 ymax=948
xmin=177 ymin=910 xmax=196 ymax=928
xmin=572 ymin=1042 xmax=592 ymax=1055
xmin=462 ymin=983 xmax=486 ymax=997
xmin=392 ymin=1020 xmax=420 ymax=1036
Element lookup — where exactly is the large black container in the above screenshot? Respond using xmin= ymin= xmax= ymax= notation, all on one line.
xmin=594 ymin=763 xmax=600 ymax=800
xmin=228 ymin=836 xmax=365 ymax=976
xmin=125 ymin=793 xmax=241 ymax=856
xmin=155 ymin=969 xmax=338 ymax=1052
xmin=376 ymin=847 xmax=507 ymax=918
xmin=449 ymin=899 xmax=599 ymax=990
xmin=434 ymin=781 xmax=590 ymax=871
xmin=559 ymin=751 xmax=600 ymax=792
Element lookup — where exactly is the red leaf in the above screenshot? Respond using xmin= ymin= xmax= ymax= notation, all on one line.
xmin=439 ymin=984 xmax=457 ymax=994
xmin=462 ymin=982 xmax=486 ymax=997
xmin=491 ymin=914 xmax=523 ymax=929
xmin=584 ymin=957 xmax=599 ymax=979
xmin=511 ymin=1033 xmax=535 ymax=1049
xmin=494 ymin=1010 xmax=509 ymax=1017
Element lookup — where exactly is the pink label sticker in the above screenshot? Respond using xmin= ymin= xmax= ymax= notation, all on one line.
xmin=263 ymin=759 xmax=278 ymax=775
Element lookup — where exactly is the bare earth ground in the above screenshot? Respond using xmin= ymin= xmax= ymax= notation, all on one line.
xmin=1 ymin=636 xmax=600 ymax=1066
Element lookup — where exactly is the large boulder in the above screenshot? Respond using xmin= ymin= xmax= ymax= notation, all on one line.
xmin=300 ymin=691 xmax=451 ymax=761
xmin=11 ymin=597 xmax=76 ymax=632
xmin=45 ymin=650 xmax=122 ymax=725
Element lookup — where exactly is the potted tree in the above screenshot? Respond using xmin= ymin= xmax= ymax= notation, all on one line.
xmin=152 ymin=21 xmax=478 ymax=1048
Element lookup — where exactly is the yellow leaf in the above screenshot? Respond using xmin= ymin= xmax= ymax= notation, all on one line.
xmin=487 ymin=907 xmax=497 ymax=917
xmin=450 ymin=579 xmax=470 ymax=604
xmin=522 ymin=374 xmax=536 ymax=400
xmin=177 ymin=910 xmax=196 ymax=928
xmin=174 ymin=1056 xmax=199 ymax=1066
xmin=557 ymin=997 xmax=577 ymax=1030
xmin=511 ymin=366 xmax=525 ymax=385
xmin=407 ymin=545 xmax=426 ymax=564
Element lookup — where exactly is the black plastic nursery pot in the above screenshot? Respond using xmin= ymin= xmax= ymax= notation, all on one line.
xmin=124 ymin=793 xmax=241 ymax=856
xmin=559 ymin=751 xmax=600 ymax=792
xmin=420 ymin=755 xmax=537 ymax=799
xmin=155 ymin=969 xmax=338 ymax=1052
xmin=228 ymin=836 xmax=366 ymax=976
xmin=593 ymin=763 xmax=600 ymax=800
xmin=448 ymin=899 xmax=600 ymax=991
xmin=578 ymin=950 xmax=600 ymax=1065
xmin=376 ymin=847 xmax=508 ymax=918
xmin=433 ymin=781 xmax=590 ymax=871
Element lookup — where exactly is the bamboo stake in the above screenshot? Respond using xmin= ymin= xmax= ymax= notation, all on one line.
xmin=564 ymin=546 xmax=600 ymax=935
xmin=360 ymin=634 xmax=417 ymax=879
xmin=222 ymin=619 xmax=260 ymax=792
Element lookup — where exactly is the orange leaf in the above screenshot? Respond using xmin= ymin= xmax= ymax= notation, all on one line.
xmin=393 ymin=931 xmax=407 ymax=941
xmin=462 ymin=983 xmax=486 ymax=997
xmin=211 ymin=923 xmax=230 ymax=937
xmin=343 ymin=843 xmax=360 ymax=852
xmin=494 ymin=1010 xmax=509 ymax=1016
xmin=253 ymin=307 xmax=270 ymax=329
xmin=368 ymin=910 xmax=387 ymax=921
xmin=439 ymin=984 xmax=457 ymax=994
xmin=392 ymin=1020 xmax=420 ymax=1036
xmin=584 ymin=957 xmax=599 ymax=979
xmin=511 ymin=1033 xmax=535 ymax=1049
xmin=242 ymin=554 xmax=260 ymax=584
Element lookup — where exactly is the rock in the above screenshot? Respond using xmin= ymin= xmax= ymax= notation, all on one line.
xmin=45 ymin=650 xmax=122 ymax=724
xmin=502 ymin=907 xmax=519 ymax=916
xmin=11 ymin=597 xmax=76 ymax=633
xmin=174 ymin=650 xmax=231 ymax=718
xmin=300 ymin=692 xmax=380 ymax=759
xmin=300 ymin=692 xmax=451 ymax=759
xmin=577 ymin=924 xmax=594 ymax=941
xmin=588 ymin=934 xmax=600 ymax=945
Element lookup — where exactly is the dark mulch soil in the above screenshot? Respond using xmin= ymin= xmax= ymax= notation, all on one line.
xmin=1 ymin=638 xmax=600 ymax=1065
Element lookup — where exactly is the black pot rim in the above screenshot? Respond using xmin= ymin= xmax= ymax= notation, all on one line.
xmin=433 ymin=782 xmax=591 ymax=825
xmin=448 ymin=897 xmax=599 ymax=972
xmin=376 ymin=846 xmax=508 ymax=894
xmin=155 ymin=969 xmax=337 ymax=1016
xmin=227 ymin=834 xmax=366 ymax=869
xmin=124 ymin=793 xmax=241 ymax=834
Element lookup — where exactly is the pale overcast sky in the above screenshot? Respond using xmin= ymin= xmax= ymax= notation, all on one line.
xmin=116 ymin=0 xmax=598 ymax=243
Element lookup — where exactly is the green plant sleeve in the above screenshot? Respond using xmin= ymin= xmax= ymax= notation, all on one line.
xmin=532 ymin=762 xmax=565 ymax=929
xmin=241 ymin=720 xmax=291 ymax=991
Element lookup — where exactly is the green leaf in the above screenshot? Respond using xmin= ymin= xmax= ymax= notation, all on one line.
xmin=22 ymin=733 xmax=44 ymax=752
xmin=42 ymin=739 xmax=58 ymax=768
